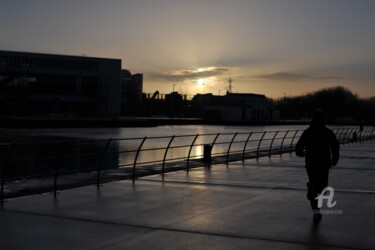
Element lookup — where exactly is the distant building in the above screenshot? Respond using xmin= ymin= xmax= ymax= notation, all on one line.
xmin=192 ymin=93 xmax=277 ymax=121
xmin=120 ymin=70 xmax=143 ymax=116
xmin=0 ymin=50 xmax=121 ymax=118
xmin=165 ymin=92 xmax=183 ymax=117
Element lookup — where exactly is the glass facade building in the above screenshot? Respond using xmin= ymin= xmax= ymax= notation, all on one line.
xmin=0 ymin=50 xmax=121 ymax=118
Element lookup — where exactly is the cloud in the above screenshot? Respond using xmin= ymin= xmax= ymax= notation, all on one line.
xmin=149 ymin=67 xmax=230 ymax=82
xmin=254 ymin=72 xmax=342 ymax=82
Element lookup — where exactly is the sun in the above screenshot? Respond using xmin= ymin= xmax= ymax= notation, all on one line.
xmin=197 ymin=78 xmax=205 ymax=87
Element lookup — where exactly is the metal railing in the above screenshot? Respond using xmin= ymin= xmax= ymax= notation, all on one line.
xmin=1 ymin=126 xmax=375 ymax=202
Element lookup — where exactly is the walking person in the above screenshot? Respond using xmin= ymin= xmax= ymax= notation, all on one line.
xmin=295 ymin=110 xmax=340 ymax=222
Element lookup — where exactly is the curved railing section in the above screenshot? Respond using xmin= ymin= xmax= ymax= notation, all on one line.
xmin=1 ymin=126 xmax=374 ymax=202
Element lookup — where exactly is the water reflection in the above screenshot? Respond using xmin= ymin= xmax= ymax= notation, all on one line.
xmin=2 ymin=139 xmax=120 ymax=178
xmin=1 ymin=125 xmax=353 ymax=179
xmin=1 ymin=125 xmax=309 ymax=141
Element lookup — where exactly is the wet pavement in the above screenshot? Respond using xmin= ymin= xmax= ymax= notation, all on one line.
xmin=1 ymin=141 xmax=375 ymax=249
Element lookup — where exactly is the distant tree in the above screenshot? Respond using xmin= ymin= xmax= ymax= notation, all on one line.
xmin=274 ymin=86 xmax=374 ymax=122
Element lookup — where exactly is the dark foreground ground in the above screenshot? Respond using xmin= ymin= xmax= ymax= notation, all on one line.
xmin=1 ymin=141 xmax=374 ymax=249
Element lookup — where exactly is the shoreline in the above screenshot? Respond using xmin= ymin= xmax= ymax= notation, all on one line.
xmin=0 ymin=117 xmax=370 ymax=128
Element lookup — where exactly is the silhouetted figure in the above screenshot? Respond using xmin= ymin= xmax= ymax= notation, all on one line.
xmin=295 ymin=110 xmax=340 ymax=222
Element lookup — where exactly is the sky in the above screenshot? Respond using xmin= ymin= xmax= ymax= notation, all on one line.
xmin=1 ymin=0 xmax=375 ymax=98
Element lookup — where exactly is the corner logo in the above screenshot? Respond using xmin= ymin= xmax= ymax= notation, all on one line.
xmin=315 ymin=186 xmax=337 ymax=208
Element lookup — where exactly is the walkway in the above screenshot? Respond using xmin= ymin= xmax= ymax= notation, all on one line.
xmin=1 ymin=141 xmax=375 ymax=249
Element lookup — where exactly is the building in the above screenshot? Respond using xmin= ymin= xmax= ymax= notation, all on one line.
xmin=165 ymin=92 xmax=183 ymax=117
xmin=120 ymin=70 xmax=143 ymax=116
xmin=0 ymin=50 xmax=121 ymax=118
xmin=192 ymin=93 xmax=277 ymax=121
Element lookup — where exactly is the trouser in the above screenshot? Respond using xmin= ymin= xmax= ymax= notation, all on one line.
xmin=306 ymin=166 xmax=329 ymax=210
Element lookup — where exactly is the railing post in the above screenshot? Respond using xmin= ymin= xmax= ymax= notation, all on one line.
xmin=369 ymin=127 xmax=373 ymax=139
xmin=346 ymin=128 xmax=353 ymax=143
xmin=53 ymin=165 xmax=60 ymax=197
xmin=335 ymin=128 xmax=342 ymax=143
xmin=368 ymin=127 xmax=372 ymax=140
xmin=0 ymin=156 xmax=6 ymax=206
xmin=1 ymin=143 xmax=16 ymax=207
xmin=337 ymin=128 xmax=343 ymax=136
xmin=133 ymin=136 xmax=147 ymax=184
xmin=359 ymin=127 xmax=363 ymax=141
xmin=338 ymin=128 xmax=346 ymax=143
xmin=227 ymin=133 xmax=238 ymax=163
xmin=349 ymin=127 xmax=356 ymax=142
xmin=211 ymin=133 xmax=220 ymax=150
xmin=333 ymin=128 xmax=338 ymax=134
xmin=362 ymin=127 xmax=368 ymax=141
xmin=186 ymin=134 xmax=199 ymax=172
xmin=363 ymin=127 xmax=368 ymax=141
xmin=348 ymin=128 xmax=356 ymax=143
xmin=256 ymin=131 xmax=267 ymax=160
xmin=97 ymin=138 xmax=112 ymax=188
xmin=0 ymin=164 xmax=4 ymax=206
xmin=279 ymin=130 xmax=289 ymax=155
xmin=162 ymin=135 xmax=175 ymax=177
xmin=362 ymin=127 xmax=369 ymax=141
xmin=366 ymin=127 xmax=372 ymax=140
xmin=289 ymin=130 xmax=299 ymax=154
xmin=53 ymin=141 xmax=71 ymax=196
xmin=366 ymin=127 xmax=372 ymax=137
xmin=336 ymin=128 xmax=345 ymax=137
xmin=366 ymin=127 xmax=372 ymax=139
xmin=355 ymin=128 xmax=359 ymax=141
xmin=268 ymin=131 xmax=279 ymax=158
xmin=344 ymin=127 xmax=351 ymax=142
xmin=242 ymin=132 xmax=253 ymax=161
xmin=340 ymin=128 xmax=348 ymax=144
xmin=336 ymin=128 xmax=343 ymax=141
xmin=353 ymin=128 xmax=359 ymax=142
xmin=335 ymin=128 xmax=341 ymax=136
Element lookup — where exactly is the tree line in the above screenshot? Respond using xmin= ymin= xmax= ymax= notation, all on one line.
xmin=273 ymin=86 xmax=375 ymax=122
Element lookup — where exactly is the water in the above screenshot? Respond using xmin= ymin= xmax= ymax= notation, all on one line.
xmin=0 ymin=124 xmax=356 ymax=178
xmin=1 ymin=124 xmax=310 ymax=141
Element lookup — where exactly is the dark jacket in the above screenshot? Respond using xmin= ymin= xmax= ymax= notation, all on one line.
xmin=295 ymin=123 xmax=340 ymax=168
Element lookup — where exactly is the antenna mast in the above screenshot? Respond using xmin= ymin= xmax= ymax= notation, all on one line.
xmin=227 ymin=78 xmax=233 ymax=94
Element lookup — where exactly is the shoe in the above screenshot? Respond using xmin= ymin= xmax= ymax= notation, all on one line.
xmin=313 ymin=210 xmax=322 ymax=223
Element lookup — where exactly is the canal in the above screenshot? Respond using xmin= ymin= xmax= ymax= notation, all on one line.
xmin=0 ymin=124 xmax=359 ymax=179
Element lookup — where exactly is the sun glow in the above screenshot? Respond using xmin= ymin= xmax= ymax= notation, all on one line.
xmin=197 ymin=78 xmax=205 ymax=87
